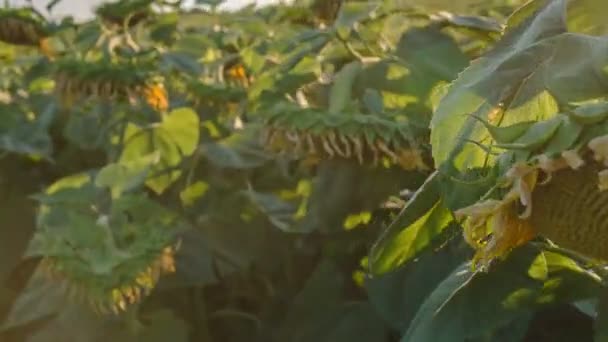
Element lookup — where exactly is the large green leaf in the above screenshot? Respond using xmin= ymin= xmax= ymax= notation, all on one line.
xmin=120 ymin=107 xmax=200 ymax=194
xmin=403 ymin=246 xmax=602 ymax=341
xmin=95 ymin=153 xmax=160 ymax=199
xmin=430 ymin=0 xmax=568 ymax=169
xmin=366 ymin=228 xmax=470 ymax=333
xmin=369 ymin=172 xmax=451 ymax=275
xmin=395 ymin=26 xmax=469 ymax=96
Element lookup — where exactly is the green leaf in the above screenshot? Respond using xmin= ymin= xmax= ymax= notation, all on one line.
xmin=440 ymin=166 xmax=498 ymax=211
xmin=494 ymin=115 xmax=562 ymax=150
xmin=403 ymin=246 xmax=601 ymax=342
xmin=333 ymin=1 xmax=381 ymax=39
xmin=179 ymin=181 xmax=209 ymax=207
xmin=366 ymin=228 xmax=470 ymax=333
xmin=1 ymin=266 xmax=66 ymax=332
xmin=430 ymin=0 xmax=568 ymax=169
xmin=120 ymin=107 xmax=200 ymax=194
xmin=471 ymin=115 xmax=536 ymax=144
xmin=504 ymin=0 xmax=549 ymax=32
xmin=369 ymin=172 xmax=447 ymax=275
xmin=95 ymin=153 xmax=160 ymax=199
xmin=149 ymin=13 xmax=179 ymax=45
xmin=160 ymin=108 xmax=200 ymax=156
xmin=569 ymin=100 xmax=608 ymax=124
xmin=542 ymin=115 xmax=583 ymax=156
xmin=202 ymin=128 xmax=271 ymax=169
xmin=396 ymin=26 xmax=469 ymax=87
xmin=434 ymin=12 xmax=503 ymax=33
xmin=240 ymin=46 xmax=266 ymax=74
xmin=362 ymin=88 xmax=384 ymax=114
xmin=246 ymin=189 xmax=296 ymax=232
xmin=161 ymin=51 xmax=203 ymax=75
xmin=595 ymin=289 xmax=608 ymax=342
xmin=0 ymin=103 xmax=54 ymax=159
xmin=468 ymin=314 xmax=533 ymax=342
xmin=329 ymin=61 xmax=362 ymax=114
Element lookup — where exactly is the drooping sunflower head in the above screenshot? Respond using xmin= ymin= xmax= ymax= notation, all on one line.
xmin=95 ymin=0 xmax=154 ymax=27
xmin=0 ymin=7 xmax=49 ymax=47
xmin=29 ymin=176 xmax=181 ymax=314
xmin=53 ymin=58 xmax=168 ymax=110
xmin=456 ymin=101 xmax=608 ymax=269
xmin=260 ymin=104 xmax=430 ymax=171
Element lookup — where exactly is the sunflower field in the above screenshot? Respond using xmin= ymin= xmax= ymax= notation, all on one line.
xmin=1 ymin=0 xmax=608 ymax=341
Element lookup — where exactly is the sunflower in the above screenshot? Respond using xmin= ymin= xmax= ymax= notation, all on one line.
xmin=95 ymin=0 xmax=154 ymax=27
xmin=0 ymin=7 xmax=54 ymax=57
xmin=261 ymin=107 xmax=429 ymax=171
xmin=32 ymin=190 xmax=181 ymax=314
xmin=456 ymin=134 xmax=608 ymax=269
xmin=53 ymin=58 xmax=167 ymax=110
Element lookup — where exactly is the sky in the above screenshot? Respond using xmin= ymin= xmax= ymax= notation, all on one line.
xmin=9 ymin=0 xmax=282 ymax=20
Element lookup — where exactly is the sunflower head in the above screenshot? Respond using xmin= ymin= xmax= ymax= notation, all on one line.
xmin=456 ymin=103 xmax=608 ymax=269
xmin=30 ymin=177 xmax=181 ymax=314
xmin=53 ymin=58 xmax=163 ymax=108
xmin=261 ymin=105 xmax=430 ymax=170
xmin=0 ymin=7 xmax=49 ymax=47
xmin=95 ymin=0 xmax=154 ymax=27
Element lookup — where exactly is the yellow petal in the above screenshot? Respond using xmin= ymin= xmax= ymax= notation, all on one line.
xmin=462 ymin=216 xmax=491 ymax=249
xmin=143 ymin=83 xmax=169 ymax=111
xmin=474 ymin=204 xmax=536 ymax=269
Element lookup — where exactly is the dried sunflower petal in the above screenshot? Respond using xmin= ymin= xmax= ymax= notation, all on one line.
xmin=588 ymin=135 xmax=608 ymax=166
xmin=561 ymin=150 xmax=585 ymax=170
xmin=476 ymin=204 xmax=536 ymax=268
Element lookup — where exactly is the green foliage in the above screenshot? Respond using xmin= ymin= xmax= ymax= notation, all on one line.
xmin=370 ymin=0 xmax=608 ymax=341
xmin=2 ymin=0 xmax=606 ymax=341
